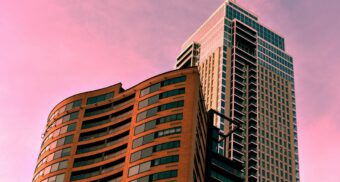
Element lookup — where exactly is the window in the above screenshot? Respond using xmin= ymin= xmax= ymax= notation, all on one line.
xmin=85 ymin=94 xmax=135 ymax=117
xmin=79 ymin=119 xmax=130 ymax=141
xmin=64 ymin=135 xmax=73 ymax=144
xmin=76 ymin=131 xmax=129 ymax=154
xmin=139 ymin=95 xmax=159 ymax=109
xmin=36 ymin=147 xmax=71 ymax=169
xmin=34 ymin=161 xmax=68 ymax=181
xmin=82 ymin=107 xmax=132 ymax=129
xmin=61 ymin=147 xmax=71 ymax=157
xmin=138 ymin=88 xmax=185 ymax=109
xmin=136 ymin=101 xmax=184 ymax=122
xmin=87 ymin=92 xmax=114 ymax=105
xmin=140 ymin=76 xmax=186 ymax=97
xmin=45 ymin=112 xmax=79 ymax=134
xmin=48 ymin=99 xmax=82 ymax=121
xmin=69 ymin=112 xmax=79 ymax=121
xmin=67 ymin=123 xmax=76 ymax=132
xmin=134 ymin=113 xmax=183 ymax=135
xmin=129 ymin=155 xmax=179 ymax=177
xmin=132 ymin=127 xmax=181 ymax=148
xmin=162 ymin=76 xmax=186 ymax=86
xmin=140 ymin=84 xmax=161 ymax=97
xmin=40 ymin=173 xmax=65 ymax=182
xmin=71 ymin=158 xmax=124 ymax=180
xmin=130 ymin=141 xmax=180 ymax=162
xmin=43 ymin=135 xmax=73 ymax=153
xmin=131 ymin=170 xmax=178 ymax=182
xmin=74 ymin=144 xmax=127 ymax=167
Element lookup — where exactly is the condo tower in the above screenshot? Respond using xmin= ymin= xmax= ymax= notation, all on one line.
xmin=176 ymin=1 xmax=299 ymax=182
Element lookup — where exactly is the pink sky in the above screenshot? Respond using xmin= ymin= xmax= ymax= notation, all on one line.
xmin=0 ymin=0 xmax=339 ymax=181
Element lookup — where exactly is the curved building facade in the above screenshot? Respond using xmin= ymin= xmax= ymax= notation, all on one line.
xmin=33 ymin=67 xmax=208 ymax=182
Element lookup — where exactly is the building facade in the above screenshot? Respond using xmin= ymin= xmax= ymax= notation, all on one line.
xmin=33 ymin=68 xmax=209 ymax=182
xmin=177 ymin=1 xmax=299 ymax=182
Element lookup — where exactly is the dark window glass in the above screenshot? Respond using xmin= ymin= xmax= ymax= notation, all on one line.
xmin=69 ymin=111 xmax=79 ymax=121
xmin=162 ymin=76 xmax=186 ymax=86
xmin=67 ymin=123 xmax=76 ymax=132
xmin=132 ymin=127 xmax=181 ymax=149
xmin=140 ymin=84 xmax=161 ymax=97
xmin=87 ymin=92 xmax=114 ymax=105
xmin=151 ymin=155 xmax=179 ymax=167
xmin=129 ymin=156 xmax=178 ymax=177
xmin=130 ymin=141 xmax=180 ymax=162
xmin=151 ymin=170 xmax=178 ymax=180
xmin=140 ymin=76 xmax=186 ymax=98
xmin=138 ymin=88 xmax=185 ymax=109
xmin=136 ymin=101 xmax=184 ymax=122
xmin=61 ymin=147 xmax=71 ymax=157
xmin=134 ymin=113 xmax=182 ymax=135
xmin=73 ymin=100 xmax=82 ymax=107
xmin=160 ymin=88 xmax=185 ymax=98
xmin=64 ymin=135 xmax=73 ymax=144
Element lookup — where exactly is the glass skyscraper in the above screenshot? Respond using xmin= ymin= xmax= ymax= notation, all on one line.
xmin=177 ymin=1 xmax=299 ymax=181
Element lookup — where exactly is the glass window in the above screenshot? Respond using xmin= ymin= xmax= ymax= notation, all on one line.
xmin=67 ymin=123 xmax=76 ymax=132
xmin=129 ymin=165 xmax=139 ymax=177
xmin=61 ymin=147 xmax=71 ymax=157
xmin=132 ymin=138 xmax=143 ymax=149
xmin=162 ymin=76 xmax=186 ymax=86
xmin=145 ymin=120 xmax=156 ymax=130
xmin=140 ymin=77 xmax=186 ymax=97
xmin=50 ymin=163 xmax=59 ymax=172
xmin=59 ymin=106 xmax=66 ymax=114
xmin=141 ymin=147 xmax=153 ymax=158
xmin=73 ymin=100 xmax=82 ymax=107
xmin=60 ymin=126 xmax=67 ymax=134
xmin=53 ymin=150 xmax=62 ymax=159
xmin=69 ymin=112 xmax=79 ymax=121
xmin=146 ymin=108 xmax=157 ymax=118
xmin=130 ymin=151 xmax=141 ymax=162
xmin=50 ymin=141 xmax=57 ymax=149
xmin=44 ymin=165 xmax=51 ymax=175
xmin=134 ymin=124 xmax=145 ymax=135
xmin=64 ymin=135 xmax=73 ymax=144
xmin=53 ymin=129 xmax=60 ymax=137
xmin=138 ymin=99 xmax=149 ymax=109
xmin=56 ymin=138 xmax=65 ymax=147
xmin=48 ymin=176 xmax=56 ymax=182
xmin=62 ymin=114 xmax=70 ymax=122
xmin=130 ymin=141 xmax=180 ymax=162
xmin=143 ymin=134 xmax=154 ymax=144
xmin=136 ymin=111 xmax=147 ymax=122
xmin=65 ymin=103 xmax=73 ymax=111
xmin=59 ymin=160 xmax=68 ymax=169
xmin=138 ymin=95 xmax=159 ymax=109
xmin=47 ymin=153 xmax=54 ymax=162
xmin=136 ymin=101 xmax=183 ymax=122
xmin=139 ymin=162 xmax=151 ymax=173
xmin=136 ymin=108 xmax=156 ymax=122
xmin=55 ymin=174 xmax=65 ymax=182
xmin=87 ymin=92 xmax=114 ymax=105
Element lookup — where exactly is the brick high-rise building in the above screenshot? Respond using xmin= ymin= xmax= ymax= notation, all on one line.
xmin=33 ymin=68 xmax=212 ymax=182
xmin=177 ymin=1 xmax=300 ymax=182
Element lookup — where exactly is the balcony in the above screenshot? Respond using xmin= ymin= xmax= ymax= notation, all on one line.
xmin=79 ymin=121 xmax=130 ymax=141
xmin=249 ymin=137 xmax=257 ymax=145
xmin=76 ymin=132 xmax=129 ymax=154
xmin=236 ymin=29 xmax=257 ymax=45
xmin=74 ymin=145 xmax=127 ymax=167
xmin=70 ymin=158 xmax=125 ymax=181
